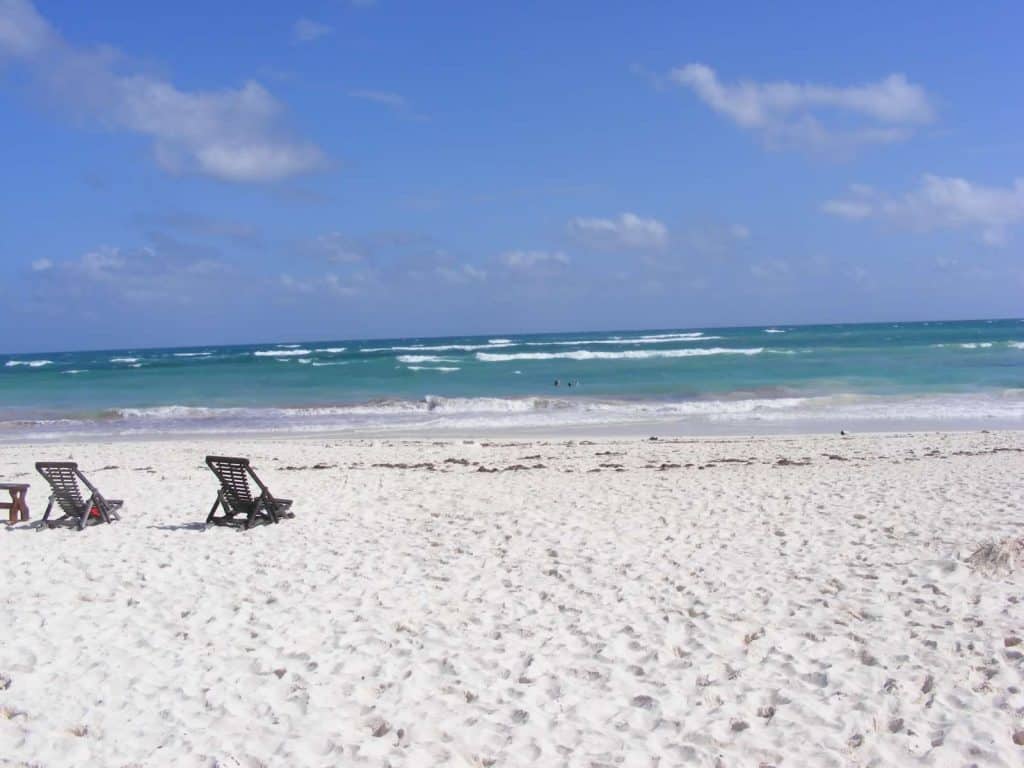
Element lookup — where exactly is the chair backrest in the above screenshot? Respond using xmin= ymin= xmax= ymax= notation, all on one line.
xmin=206 ymin=456 xmax=261 ymax=510
xmin=35 ymin=462 xmax=88 ymax=515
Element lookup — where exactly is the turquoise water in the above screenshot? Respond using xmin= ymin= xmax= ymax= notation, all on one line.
xmin=2 ymin=319 xmax=1023 ymax=437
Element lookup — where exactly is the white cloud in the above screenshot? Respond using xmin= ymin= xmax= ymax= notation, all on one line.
xmin=822 ymin=175 xmax=1024 ymax=245
xmin=568 ymin=213 xmax=668 ymax=250
xmin=348 ymin=89 xmax=426 ymax=121
xmin=671 ymin=63 xmax=934 ymax=150
xmin=0 ymin=0 xmax=325 ymax=182
xmin=679 ymin=223 xmax=751 ymax=257
xmin=292 ymin=18 xmax=331 ymax=43
xmin=750 ymin=259 xmax=790 ymax=280
xmin=34 ymin=245 xmax=230 ymax=304
xmin=500 ymin=250 xmax=569 ymax=270
xmin=309 ymin=232 xmax=364 ymax=263
xmin=0 ymin=0 xmax=51 ymax=55
xmin=435 ymin=264 xmax=486 ymax=284
xmin=279 ymin=271 xmax=368 ymax=299
xmin=820 ymin=199 xmax=873 ymax=220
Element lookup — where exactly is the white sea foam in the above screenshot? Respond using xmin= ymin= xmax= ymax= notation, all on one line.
xmin=488 ymin=338 xmax=512 ymax=344
xmin=63 ymin=369 xmax=87 ymax=375
xmin=406 ymin=366 xmax=460 ymax=373
xmin=362 ymin=342 xmax=513 ymax=352
xmin=476 ymin=347 xmax=764 ymax=362
xmin=5 ymin=360 xmax=53 ymax=368
xmin=297 ymin=359 xmax=313 ymax=365
xmin=1009 ymin=342 xmax=1024 ymax=350
xmin=634 ymin=332 xmax=706 ymax=339
xmin=277 ymin=343 xmax=302 ymax=348
xmin=253 ymin=349 xmax=313 ymax=357
xmin=316 ymin=347 xmax=347 ymax=354
xmin=960 ymin=342 xmax=993 ymax=349
xmin=173 ymin=351 xmax=213 ymax=357
xmin=15 ymin=389 xmax=1023 ymax=438
xmin=117 ymin=405 xmax=230 ymax=420
xmin=110 ymin=357 xmax=140 ymax=363
xmin=764 ymin=328 xmax=786 ymax=333
xmin=525 ymin=334 xmax=722 ymax=347
xmin=397 ymin=355 xmax=457 ymax=364
xmin=311 ymin=361 xmax=349 ymax=367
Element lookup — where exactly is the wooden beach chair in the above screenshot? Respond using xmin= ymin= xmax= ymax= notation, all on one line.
xmin=205 ymin=456 xmax=294 ymax=530
xmin=35 ymin=462 xmax=123 ymax=531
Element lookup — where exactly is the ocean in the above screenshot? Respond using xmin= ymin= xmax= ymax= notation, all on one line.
xmin=2 ymin=319 xmax=1023 ymax=439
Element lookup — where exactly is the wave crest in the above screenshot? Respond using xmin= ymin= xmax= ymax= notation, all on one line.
xmin=476 ymin=347 xmax=763 ymax=362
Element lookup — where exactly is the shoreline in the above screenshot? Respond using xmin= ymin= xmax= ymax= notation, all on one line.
xmin=3 ymin=418 xmax=1023 ymax=445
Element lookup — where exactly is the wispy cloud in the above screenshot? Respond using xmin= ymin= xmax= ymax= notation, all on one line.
xmin=568 ymin=213 xmax=668 ymax=250
xmin=671 ymin=63 xmax=934 ymax=151
xmin=349 ymin=89 xmax=427 ymax=121
xmin=749 ymin=259 xmax=790 ymax=280
xmin=291 ymin=18 xmax=332 ymax=44
xmin=136 ymin=212 xmax=260 ymax=245
xmin=350 ymin=89 xmax=407 ymax=109
xmin=822 ymin=175 xmax=1024 ymax=245
xmin=0 ymin=0 xmax=326 ymax=182
xmin=29 ymin=245 xmax=230 ymax=304
xmin=500 ymin=250 xmax=569 ymax=271
xmin=435 ymin=263 xmax=486 ymax=284
xmin=306 ymin=232 xmax=365 ymax=263
xmin=279 ymin=272 xmax=368 ymax=298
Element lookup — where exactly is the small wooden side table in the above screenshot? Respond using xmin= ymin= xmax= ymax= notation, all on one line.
xmin=0 ymin=484 xmax=30 ymax=524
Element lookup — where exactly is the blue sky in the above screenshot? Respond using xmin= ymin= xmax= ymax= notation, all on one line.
xmin=0 ymin=0 xmax=1021 ymax=352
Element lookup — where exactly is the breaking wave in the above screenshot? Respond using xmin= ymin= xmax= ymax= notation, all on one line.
xmin=5 ymin=360 xmax=53 ymax=368
xmin=7 ymin=389 xmax=1022 ymax=440
xmin=477 ymin=347 xmax=764 ymax=362
xmin=253 ymin=349 xmax=312 ymax=357
xmin=397 ymin=355 xmax=457 ymax=364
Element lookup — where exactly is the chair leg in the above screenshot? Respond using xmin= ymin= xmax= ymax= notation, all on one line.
xmin=264 ymin=500 xmax=279 ymax=525
xmin=206 ymin=494 xmax=222 ymax=525
xmin=37 ymin=498 xmax=55 ymax=531
xmin=91 ymin=495 xmax=111 ymax=526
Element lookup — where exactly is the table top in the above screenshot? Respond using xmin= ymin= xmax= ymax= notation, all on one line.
xmin=0 ymin=483 xmax=30 ymax=492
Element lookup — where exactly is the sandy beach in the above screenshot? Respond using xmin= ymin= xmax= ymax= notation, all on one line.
xmin=1 ymin=429 xmax=1022 ymax=766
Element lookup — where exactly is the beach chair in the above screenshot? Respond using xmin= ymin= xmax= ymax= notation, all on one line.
xmin=205 ymin=456 xmax=294 ymax=530
xmin=35 ymin=462 xmax=123 ymax=531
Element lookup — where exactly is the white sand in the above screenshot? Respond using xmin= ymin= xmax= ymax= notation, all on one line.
xmin=1 ymin=430 xmax=1023 ymax=766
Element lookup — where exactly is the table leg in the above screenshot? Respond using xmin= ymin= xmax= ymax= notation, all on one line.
xmin=17 ymin=492 xmax=29 ymax=522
